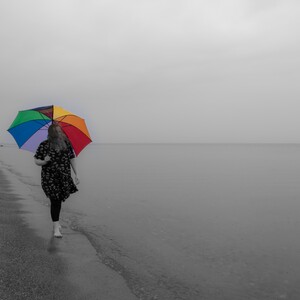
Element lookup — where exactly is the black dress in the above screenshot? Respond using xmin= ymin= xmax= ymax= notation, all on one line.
xmin=34 ymin=140 xmax=78 ymax=202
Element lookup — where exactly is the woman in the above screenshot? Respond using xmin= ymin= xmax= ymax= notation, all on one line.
xmin=34 ymin=123 xmax=79 ymax=238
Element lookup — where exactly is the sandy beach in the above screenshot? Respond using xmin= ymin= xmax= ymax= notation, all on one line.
xmin=0 ymin=168 xmax=137 ymax=300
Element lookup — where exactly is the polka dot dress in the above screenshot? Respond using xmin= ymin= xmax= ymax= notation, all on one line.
xmin=34 ymin=140 xmax=78 ymax=202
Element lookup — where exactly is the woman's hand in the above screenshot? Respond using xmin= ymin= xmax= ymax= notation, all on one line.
xmin=74 ymin=176 xmax=80 ymax=185
xmin=44 ymin=155 xmax=51 ymax=163
xmin=34 ymin=156 xmax=51 ymax=166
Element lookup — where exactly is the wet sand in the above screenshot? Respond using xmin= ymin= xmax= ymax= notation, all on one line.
xmin=0 ymin=168 xmax=137 ymax=300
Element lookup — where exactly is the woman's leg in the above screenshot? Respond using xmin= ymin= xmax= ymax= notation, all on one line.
xmin=50 ymin=198 xmax=62 ymax=238
xmin=50 ymin=198 xmax=62 ymax=222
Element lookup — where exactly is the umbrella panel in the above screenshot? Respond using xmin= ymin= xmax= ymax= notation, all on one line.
xmin=8 ymin=120 xmax=51 ymax=148
xmin=56 ymin=115 xmax=91 ymax=139
xmin=33 ymin=105 xmax=54 ymax=119
xmin=21 ymin=123 xmax=50 ymax=153
xmin=8 ymin=110 xmax=51 ymax=129
xmin=60 ymin=121 xmax=92 ymax=156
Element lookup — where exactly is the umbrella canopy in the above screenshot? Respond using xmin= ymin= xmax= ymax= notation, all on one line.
xmin=7 ymin=105 xmax=92 ymax=156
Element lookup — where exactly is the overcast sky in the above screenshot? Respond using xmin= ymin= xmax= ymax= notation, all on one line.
xmin=1 ymin=0 xmax=300 ymax=144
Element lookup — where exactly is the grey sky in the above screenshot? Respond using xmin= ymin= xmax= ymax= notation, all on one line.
xmin=1 ymin=0 xmax=300 ymax=143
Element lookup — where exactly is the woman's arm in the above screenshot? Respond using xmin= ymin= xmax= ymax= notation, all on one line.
xmin=70 ymin=158 xmax=80 ymax=184
xmin=34 ymin=155 xmax=51 ymax=166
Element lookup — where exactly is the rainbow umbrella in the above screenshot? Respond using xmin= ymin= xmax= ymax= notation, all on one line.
xmin=7 ymin=105 xmax=92 ymax=156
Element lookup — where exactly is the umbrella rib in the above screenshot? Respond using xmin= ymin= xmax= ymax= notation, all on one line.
xmin=37 ymin=110 xmax=53 ymax=127
xmin=59 ymin=115 xmax=67 ymax=122
xmin=55 ymin=114 xmax=84 ymax=123
xmin=35 ymin=119 xmax=51 ymax=127
xmin=8 ymin=118 xmax=50 ymax=130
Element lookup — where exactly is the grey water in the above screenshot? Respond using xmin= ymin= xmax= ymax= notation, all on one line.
xmin=2 ymin=143 xmax=300 ymax=299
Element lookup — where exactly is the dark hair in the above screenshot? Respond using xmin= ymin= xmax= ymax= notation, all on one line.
xmin=48 ymin=123 xmax=67 ymax=151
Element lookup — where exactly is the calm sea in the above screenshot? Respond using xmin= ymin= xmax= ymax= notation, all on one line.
xmin=1 ymin=144 xmax=300 ymax=300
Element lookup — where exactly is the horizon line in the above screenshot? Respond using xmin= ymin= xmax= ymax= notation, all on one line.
xmin=2 ymin=142 xmax=300 ymax=146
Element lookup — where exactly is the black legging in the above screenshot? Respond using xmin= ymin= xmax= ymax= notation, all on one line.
xmin=50 ymin=198 xmax=62 ymax=222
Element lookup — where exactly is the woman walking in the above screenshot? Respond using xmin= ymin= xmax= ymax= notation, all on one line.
xmin=34 ymin=123 xmax=79 ymax=238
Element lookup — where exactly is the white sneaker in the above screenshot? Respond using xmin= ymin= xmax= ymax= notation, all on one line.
xmin=53 ymin=222 xmax=63 ymax=238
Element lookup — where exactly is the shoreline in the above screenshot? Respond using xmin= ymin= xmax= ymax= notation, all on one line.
xmin=0 ymin=167 xmax=137 ymax=300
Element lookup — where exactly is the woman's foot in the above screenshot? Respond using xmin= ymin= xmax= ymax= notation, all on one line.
xmin=53 ymin=221 xmax=63 ymax=238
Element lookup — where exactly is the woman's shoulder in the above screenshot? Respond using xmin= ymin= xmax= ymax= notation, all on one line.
xmin=35 ymin=140 xmax=49 ymax=157
xmin=39 ymin=140 xmax=49 ymax=147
